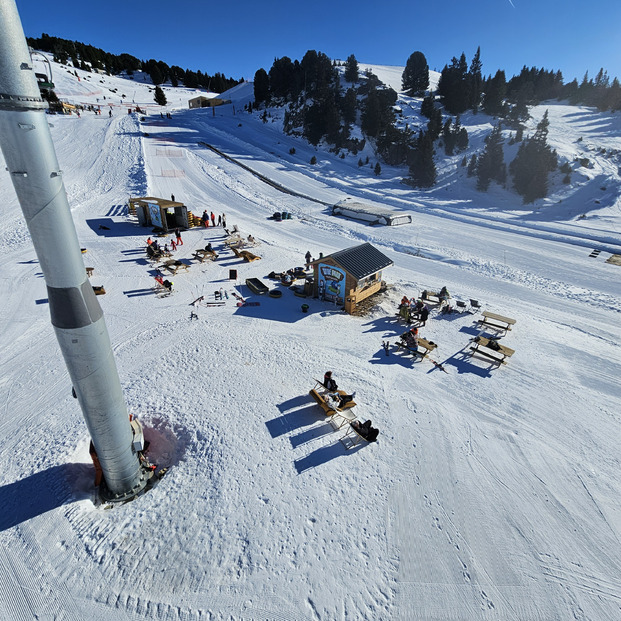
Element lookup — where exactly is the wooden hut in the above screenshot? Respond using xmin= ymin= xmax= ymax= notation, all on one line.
xmin=310 ymin=243 xmax=393 ymax=314
xmin=129 ymin=197 xmax=190 ymax=232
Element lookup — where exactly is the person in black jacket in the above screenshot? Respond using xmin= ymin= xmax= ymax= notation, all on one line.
xmin=323 ymin=371 xmax=338 ymax=392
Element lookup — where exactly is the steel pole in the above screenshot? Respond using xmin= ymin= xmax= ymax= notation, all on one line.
xmin=0 ymin=0 xmax=148 ymax=501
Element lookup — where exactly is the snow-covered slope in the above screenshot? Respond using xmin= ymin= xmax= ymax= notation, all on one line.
xmin=0 ymin=56 xmax=620 ymax=620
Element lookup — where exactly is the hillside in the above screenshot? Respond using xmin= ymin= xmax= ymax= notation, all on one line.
xmin=0 ymin=53 xmax=620 ymax=621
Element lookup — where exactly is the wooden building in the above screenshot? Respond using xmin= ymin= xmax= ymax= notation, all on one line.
xmin=188 ymin=96 xmax=231 ymax=109
xmin=129 ymin=197 xmax=190 ymax=232
xmin=310 ymin=243 xmax=393 ymax=314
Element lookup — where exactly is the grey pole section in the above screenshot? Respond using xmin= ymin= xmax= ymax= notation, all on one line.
xmin=0 ymin=0 xmax=148 ymax=501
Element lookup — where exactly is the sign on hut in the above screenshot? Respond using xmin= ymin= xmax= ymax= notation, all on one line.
xmin=332 ymin=198 xmax=412 ymax=226
xmin=129 ymin=197 xmax=190 ymax=233
xmin=310 ymin=242 xmax=394 ymax=314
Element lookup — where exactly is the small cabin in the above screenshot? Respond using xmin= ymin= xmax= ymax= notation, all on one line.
xmin=188 ymin=96 xmax=231 ymax=109
xmin=310 ymin=243 xmax=393 ymax=314
xmin=129 ymin=197 xmax=190 ymax=232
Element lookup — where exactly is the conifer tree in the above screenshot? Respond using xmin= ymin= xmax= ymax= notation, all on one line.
xmin=402 ymin=51 xmax=429 ymax=96
xmin=154 ymin=85 xmax=167 ymax=106
xmin=510 ymin=110 xmax=557 ymax=202
xmin=254 ymin=68 xmax=270 ymax=104
xmin=468 ymin=47 xmax=483 ymax=111
xmin=476 ymin=123 xmax=506 ymax=191
xmin=420 ymin=94 xmax=435 ymax=119
xmin=427 ymin=107 xmax=443 ymax=141
xmin=438 ymin=54 xmax=470 ymax=115
xmin=344 ymin=54 xmax=359 ymax=83
xmin=467 ymin=154 xmax=478 ymax=177
xmin=482 ymin=70 xmax=507 ymax=116
xmin=341 ymin=87 xmax=357 ymax=125
xmin=407 ymin=131 xmax=436 ymax=188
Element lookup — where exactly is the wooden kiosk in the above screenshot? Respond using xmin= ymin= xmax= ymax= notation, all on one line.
xmin=130 ymin=197 xmax=190 ymax=232
xmin=310 ymin=242 xmax=393 ymax=314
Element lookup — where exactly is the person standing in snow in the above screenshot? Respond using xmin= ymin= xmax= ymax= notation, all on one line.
xmin=171 ymin=193 xmax=175 ymax=202
xmin=175 ymin=228 xmax=183 ymax=246
xmin=171 ymin=239 xmax=177 ymax=252
xmin=210 ymin=212 xmax=216 ymax=227
xmin=305 ymin=251 xmax=312 ymax=267
xmin=202 ymin=210 xmax=209 ymax=227
xmin=418 ymin=305 xmax=429 ymax=326
xmin=221 ymin=214 xmax=226 ymax=229
xmin=217 ymin=214 xmax=222 ymax=226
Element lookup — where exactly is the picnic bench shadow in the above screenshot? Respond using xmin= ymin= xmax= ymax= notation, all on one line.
xmin=294 ymin=441 xmax=364 ymax=474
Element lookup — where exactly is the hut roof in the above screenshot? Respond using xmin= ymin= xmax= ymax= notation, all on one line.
xmin=129 ymin=197 xmax=184 ymax=209
xmin=326 ymin=243 xmax=393 ymax=280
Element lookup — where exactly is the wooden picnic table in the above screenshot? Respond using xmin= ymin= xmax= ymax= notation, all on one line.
xmin=479 ymin=311 xmax=516 ymax=331
xmin=163 ymin=259 xmax=189 ymax=275
xmin=396 ymin=337 xmax=437 ymax=358
xmin=471 ymin=336 xmax=515 ymax=365
xmin=192 ymin=248 xmax=218 ymax=263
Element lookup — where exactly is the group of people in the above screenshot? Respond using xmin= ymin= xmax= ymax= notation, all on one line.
xmin=320 ymin=372 xmax=379 ymax=442
xmin=201 ymin=210 xmax=226 ymax=228
xmin=321 ymin=371 xmax=355 ymax=409
xmin=146 ymin=230 xmax=183 ymax=258
xmin=398 ymin=297 xmax=430 ymax=325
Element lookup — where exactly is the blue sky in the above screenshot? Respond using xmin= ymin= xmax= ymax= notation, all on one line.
xmin=15 ymin=0 xmax=621 ymax=85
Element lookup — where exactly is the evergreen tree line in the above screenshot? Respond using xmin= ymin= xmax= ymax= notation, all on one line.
xmin=27 ymin=33 xmax=241 ymax=93
xmin=254 ymin=52 xmax=412 ymax=165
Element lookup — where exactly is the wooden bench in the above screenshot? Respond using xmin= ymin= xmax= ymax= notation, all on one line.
xmin=309 ymin=388 xmax=338 ymax=415
xmin=239 ymin=250 xmax=261 ymax=262
xmin=396 ymin=337 xmax=437 ymax=358
xmin=225 ymin=237 xmax=243 ymax=248
xmin=85 ymin=267 xmax=94 ymax=277
xmin=478 ymin=311 xmax=516 ymax=331
xmin=421 ymin=289 xmax=450 ymax=305
xmin=92 ymin=286 xmax=106 ymax=295
xmin=310 ymin=382 xmax=357 ymax=415
xmin=470 ymin=336 xmax=515 ymax=365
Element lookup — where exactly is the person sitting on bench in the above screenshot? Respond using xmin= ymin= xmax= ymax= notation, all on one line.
xmin=403 ymin=328 xmax=419 ymax=352
xmin=163 ymin=279 xmax=173 ymax=293
xmin=323 ymin=371 xmax=338 ymax=392
xmin=439 ymin=286 xmax=450 ymax=303
xmin=351 ymin=419 xmax=379 ymax=442
xmin=205 ymin=243 xmax=213 ymax=252
xmin=329 ymin=391 xmax=356 ymax=409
